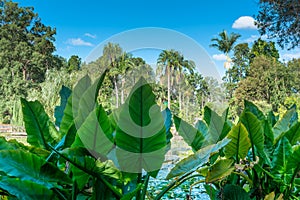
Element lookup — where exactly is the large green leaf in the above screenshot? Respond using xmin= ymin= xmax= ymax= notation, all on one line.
xmin=204 ymin=106 xmax=231 ymax=144
xmin=61 ymin=148 xmax=121 ymax=190
xmin=54 ymin=85 xmax=72 ymax=127
xmin=244 ymin=100 xmax=265 ymax=121
xmin=224 ymin=123 xmax=251 ymax=160
xmin=267 ymin=110 xmax=277 ymax=127
xmin=115 ymin=78 xmax=167 ymax=174
xmin=59 ymin=72 xmax=107 ymax=149
xmin=288 ymin=145 xmax=300 ymax=169
xmin=0 ymin=176 xmax=54 ymax=200
xmin=72 ymin=105 xmax=114 ymax=156
xmin=195 ymin=120 xmax=209 ymax=139
xmin=21 ymin=98 xmax=60 ymax=149
xmin=273 ymin=105 xmax=298 ymax=140
xmin=271 ymin=137 xmax=293 ymax=178
xmin=262 ymin=120 xmax=275 ymax=157
xmin=72 ymin=74 xmax=92 ymax=119
xmin=121 ymin=184 xmax=142 ymax=200
xmin=204 ymin=184 xmax=218 ymax=200
xmin=240 ymin=111 xmax=264 ymax=151
xmin=173 ymin=115 xmax=205 ymax=151
xmin=75 ymin=71 xmax=107 ymax=129
xmin=0 ymin=150 xmax=71 ymax=189
xmin=0 ymin=137 xmax=49 ymax=158
xmin=167 ymin=138 xmax=230 ymax=179
xmin=59 ymin=75 xmax=92 ymax=144
xmin=206 ymin=158 xmax=234 ymax=183
xmin=275 ymin=122 xmax=300 ymax=146
xmin=240 ymin=111 xmax=269 ymax=163
xmin=221 ymin=184 xmax=251 ymax=200
xmin=59 ymin=95 xmax=75 ymax=138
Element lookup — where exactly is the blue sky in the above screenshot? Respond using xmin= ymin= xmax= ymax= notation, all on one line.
xmin=17 ymin=0 xmax=300 ymax=76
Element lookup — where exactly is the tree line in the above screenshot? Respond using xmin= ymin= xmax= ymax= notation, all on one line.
xmin=0 ymin=0 xmax=299 ymax=124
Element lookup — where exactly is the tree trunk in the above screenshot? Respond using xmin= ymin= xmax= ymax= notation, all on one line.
xmin=22 ymin=68 xmax=26 ymax=80
xmin=201 ymin=93 xmax=204 ymax=110
xmin=185 ymin=96 xmax=189 ymax=119
xmin=167 ymin=65 xmax=171 ymax=109
xmin=179 ymin=90 xmax=182 ymax=111
xmin=121 ymin=78 xmax=125 ymax=104
xmin=114 ymin=77 xmax=119 ymax=108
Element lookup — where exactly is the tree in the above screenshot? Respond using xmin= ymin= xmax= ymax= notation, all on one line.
xmin=234 ymin=55 xmax=289 ymax=111
xmin=101 ymin=43 xmax=123 ymax=108
xmin=210 ymin=30 xmax=241 ymax=69
xmin=0 ymin=0 xmax=59 ymax=123
xmin=223 ymin=43 xmax=250 ymax=98
xmin=67 ymin=55 xmax=81 ymax=72
xmin=256 ymin=0 xmax=300 ymax=49
xmin=286 ymin=58 xmax=300 ymax=93
xmin=157 ymin=50 xmax=192 ymax=109
xmin=250 ymin=38 xmax=280 ymax=61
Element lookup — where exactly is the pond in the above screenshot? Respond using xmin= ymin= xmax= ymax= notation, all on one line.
xmin=147 ymin=136 xmax=211 ymax=199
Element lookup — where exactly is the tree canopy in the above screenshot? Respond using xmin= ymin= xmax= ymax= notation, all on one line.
xmin=0 ymin=0 xmax=60 ymax=122
xmin=256 ymin=0 xmax=300 ymax=49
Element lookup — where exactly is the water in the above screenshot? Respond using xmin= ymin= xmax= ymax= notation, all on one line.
xmin=147 ymin=136 xmax=211 ymax=200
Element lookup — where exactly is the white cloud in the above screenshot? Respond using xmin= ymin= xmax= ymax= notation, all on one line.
xmin=212 ymin=54 xmax=227 ymax=61
xmin=232 ymin=16 xmax=257 ymax=29
xmin=281 ymin=51 xmax=300 ymax=61
xmin=243 ymin=35 xmax=259 ymax=43
xmin=84 ymin=33 xmax=97 ymax=39
xmin=67 ymin=38 xmax=93 ymax=47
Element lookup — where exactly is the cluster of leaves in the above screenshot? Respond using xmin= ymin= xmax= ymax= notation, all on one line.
xmin=217 ymin=33 xmax=300 ymax=117
xmin=256 ymin=0 xmax=300 ymax=50
xmin=169 ymin=100 xmax=300 ymax=199
xmin=1 ymin=68 xmax=300 ymax=199
xmin=0 ymin=0 xmax=71 ymax=123
xmin=0 ymin=71 xmax=176 ymax=200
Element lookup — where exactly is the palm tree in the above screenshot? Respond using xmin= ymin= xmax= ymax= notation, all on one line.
xmin=157 ymin=50 xmax=193 ymax=109
xmin=103 ymin=43 xmax=123 ymax=107
xmin=210 ymin=30 xmax=241 ymax=69
xmin=115 ymin=52 xmax=134 ymax=104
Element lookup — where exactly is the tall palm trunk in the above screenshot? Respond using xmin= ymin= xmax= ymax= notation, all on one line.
xmin=121 ymin=78 xmax=125 ymax=104
xmin=167 ymin=65 xmax=171 ymax=109
xmin=179 ymin=89 xmax=182 ymax=111
xmin=114 ymin=77 xmax=119 ymax=108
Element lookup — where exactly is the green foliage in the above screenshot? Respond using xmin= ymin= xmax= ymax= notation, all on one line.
xmin=250 ymin=39 xmax=279 ymax=61
xmin=210 ymin=30 xmax=241 ymax=55
xmin=0 ymin=1 xmax=60 ymax=122
xmin=2 ymin=64 xmax=300 ymax=200
xmin=54 ymin=85 xmax=72 ymax=127
xmin=21 ymin=98 xmax=62 ymax=150
xmin=173 ymin=115 xmax=205 ymax=151
xmin=224 ymin=123 xmax=251 ymax=160
xmin=166 ymin=138 xmax=230 ymax=179
xmin=0 ymin=73 xmax=179 ymax=200
xmin=234 ymin=55 xmax=291 ymax=111
xmin=168 ymin=100 xmax=300 ymax=200
xmin=256 ymin=0 xmax=300 ymax=49
xmin=67 ymin=55 xmax=81 ymax=72
xmin=115 ymin=78 xmax=167 ymax=173
xmin=221 ymin=184 xmax=251 ymax=200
